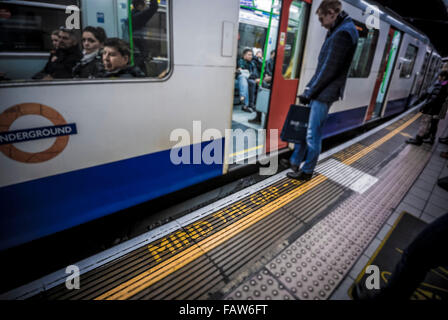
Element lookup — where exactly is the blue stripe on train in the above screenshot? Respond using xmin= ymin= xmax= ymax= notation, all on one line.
xmin=383 ymin=97 xmax=409 ymax=118
xmin=322 ymin=97 xmax=410 ymax=138
xmin=0 ymin=97 xmax=410 ymax=250
xmin=323 ymin=105 xmax=368 ymax=138
xmin=0 ymin=139 xmax=225 ymax=251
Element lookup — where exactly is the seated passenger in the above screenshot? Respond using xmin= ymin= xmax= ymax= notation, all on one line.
xmin=253 ymin=49 xmax=264 ymax=75
xmin=35 ymin=28 xmax=82 ymax=80
xmin=32 ymin=30 xmax=61 ymax=80
xmin=263 ymin=50 xmax=276 ymax=88
xmin=51 ymin=30 xmax=61 ymax=51
xmin=73 ymin=26 xmax=107 ymax=79
xmin=97 ymin=38 xmax=145 ymax=78
xmin=248 ymin=50 xmax=276 ymax=125
xmin=237 ymin=48 xmax=260 ymax=112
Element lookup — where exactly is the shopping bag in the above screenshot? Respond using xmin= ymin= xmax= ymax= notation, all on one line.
xmin=255 ymin=87 xmax=271 ymax=114
xmin=281 ymin=104 xmax=310 ymax=143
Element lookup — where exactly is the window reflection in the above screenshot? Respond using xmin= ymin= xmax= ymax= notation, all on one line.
xmin=0 ymin=0 xmax=170 ymax=82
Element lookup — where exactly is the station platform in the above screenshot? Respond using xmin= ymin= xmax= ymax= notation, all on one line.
xmin=3 ymin=105 xmax=448 ymax=301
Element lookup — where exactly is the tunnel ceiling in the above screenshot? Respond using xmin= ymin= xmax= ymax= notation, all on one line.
xmin=374 ymin=0 xmax=448 ymax=56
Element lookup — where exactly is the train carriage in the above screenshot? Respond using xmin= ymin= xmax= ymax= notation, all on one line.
xmin=0 ymin=0 xmax=442 ymax=251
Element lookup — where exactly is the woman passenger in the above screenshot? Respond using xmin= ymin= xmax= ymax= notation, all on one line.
xmin=73 ymin=26 xmax=107 ymax=79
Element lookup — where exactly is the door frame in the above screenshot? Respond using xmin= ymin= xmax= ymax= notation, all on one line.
xmin=364 ymin=26 xmax=402 ymax=122
xmin=265 ymin=0 xmax=312 ymax=153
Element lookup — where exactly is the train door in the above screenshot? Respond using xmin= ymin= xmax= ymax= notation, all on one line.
xmin=416 ymin=51 xmax=431 ymax=98
xmin=365 ymin=27 xmax=402 ymax=121
xmin=266 ymin=0 xmax=310 ymax=152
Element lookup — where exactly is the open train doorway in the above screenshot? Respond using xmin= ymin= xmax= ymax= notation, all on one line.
xmin=229 ymin=0 xmax=281 ymax=165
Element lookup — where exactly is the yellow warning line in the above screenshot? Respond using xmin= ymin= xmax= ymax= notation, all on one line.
xmin=96 ymin=113 xmax=421 ymax=300
xmin=229 ymin=145 xmax=264 ymax=158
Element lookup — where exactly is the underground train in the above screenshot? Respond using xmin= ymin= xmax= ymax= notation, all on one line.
xmin=0 ymin=0 xmax=443 ymax=251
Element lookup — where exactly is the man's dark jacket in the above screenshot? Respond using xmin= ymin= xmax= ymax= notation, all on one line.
xmin=128 ymin=0 xmax=159 ymax=58
xmin=97 ymin=65 xmax=146 ymax=79
xmin=304 ymin=11 xmax=359 ymax=104
xmin=238 ymin=58 xmax=259 ymax=80
xmin=44 ymin=45 xmax=82 ymax=79
xmin=421 ymin=80 xmax=448 ymax=116
xmin=72 ymin=51 xmax=104 ymax=79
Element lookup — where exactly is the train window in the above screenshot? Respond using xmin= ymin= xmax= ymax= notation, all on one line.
xmin=282 ymin=0 xmax=309 ymax=80
xmin=0 ymin=0 xmax=170 ymax=83
xmin=400 ymin=44 xmax=418 ymax=78
xmin=348 ymin=21 xmax=379 ymax=78
xmin=238 ymin=23 xmax=268 ymax=58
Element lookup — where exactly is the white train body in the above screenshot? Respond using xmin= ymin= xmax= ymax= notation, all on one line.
xmin=0 ymin=0 xmax=442 ymax=250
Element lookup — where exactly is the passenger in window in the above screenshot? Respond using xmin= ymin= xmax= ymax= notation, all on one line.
xmin=32 ymin=30 xmax=62 ymax=80
xmin=34 ymin=28 xmax=82 ymax=80
xmin=98 ymin=38 xmax=145 ymax=78
xmin=73 ymin=27 xmax=107 ymax=79
xmin=237 ymin=48 xmax=260 ymax=113
xmin=124 ymin=0 xmax=159 ymax=75
xmin=51 ymin=30 xmax=61 ymax=51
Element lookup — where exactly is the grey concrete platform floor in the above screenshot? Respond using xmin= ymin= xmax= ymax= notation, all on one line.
xmin=331 ymin=125 xmax=448 ymax=300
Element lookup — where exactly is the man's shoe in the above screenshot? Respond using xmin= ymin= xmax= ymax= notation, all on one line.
xmin=287 ymin=170 xmax=312 ymax=181
xmin=248 ymin=113 xmax=262 ymax=124
xmin=280 ymin=159 xmax=298 ymax=172
xmin=439 ymin=137 xmax=448 ymax=145
xmin=406 ymin=138 xmax=422 ymax=146
xmin=422 ymin=137 xmax=435 ymax=145
xmin=248 ymin=118 xmax=261 ymax=124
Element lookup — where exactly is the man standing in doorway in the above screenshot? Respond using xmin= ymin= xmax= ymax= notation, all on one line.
xmin=286 ymin=0 xmax=359 ymax=181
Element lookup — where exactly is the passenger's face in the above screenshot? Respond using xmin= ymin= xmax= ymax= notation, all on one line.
xmin=103 ymin=46 xmax=129 ymax=71
xmin=82 ymin=31 xmax=102 ymax=54
xmin=317 ymin=9 xmax=338 ymax=30
xmin=51 ymin=35 xmax=60 ymax=49
xmin=244 ymin=51 xmax=253 ymax=62
xmin=136 ymin=2 xmax=147 ymax=11
xmin=58 ymin=31 xmax=76 ymax=49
